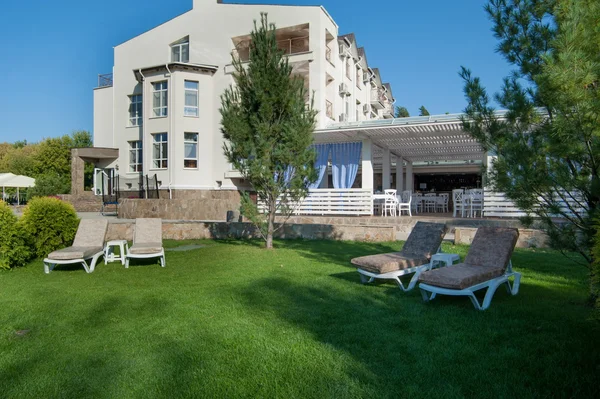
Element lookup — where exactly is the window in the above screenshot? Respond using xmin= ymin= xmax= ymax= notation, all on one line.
xmin=356 ymin=67 xmax=362 ymax=88
xmin=128 ymin=94 xmax=143 ymax=126
xmin=184 ymin=133 xmax=198 ymax=168
xmin=184 ymin=81 xmax=199 ymax=117
xmin=171 ymin=38 xmax=189 ymax=63
xmin=152 ymin=81 xmax=168 ymax=117
xmin=152 ymin=133 xmax=168 ymax=169
xmin=346 ymin=58 xmax=352 ymax=80
xmin=128 ymin=141 xmax=143 ymax=172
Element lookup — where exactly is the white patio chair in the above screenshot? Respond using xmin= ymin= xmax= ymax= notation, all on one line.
xmin=452 ymin=189 xmax=466 ymax=217
xmin=437 ymin=193 xmax=449 ymax=213
xmin=398 ymin=190 xmax=412 ymax=216
xmin=411 ymin=193 xmax=422 ymax=214
xmin=383 ymin=189 xmax=398 ymax=217
xmin=469 ymin=189 xmax=484 ymax=218
xmin=423 ymin=193 xmax=437 ymax=213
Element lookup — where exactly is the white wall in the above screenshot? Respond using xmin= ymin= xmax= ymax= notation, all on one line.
xmin=93 ymin=86 xmax=114 ymax=148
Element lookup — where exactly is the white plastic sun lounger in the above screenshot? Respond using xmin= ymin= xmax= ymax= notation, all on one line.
xmin=418 ymin=227 xmax=521 ymax=310
xmin=350 ymin=221 xmax=448 ymax=292
xmin=43 ymin=219 xmax=108 ymax=274
xmin=125 ymin=218 xmax=165 ymax=268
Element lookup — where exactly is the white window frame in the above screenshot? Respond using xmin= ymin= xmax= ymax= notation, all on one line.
xmin=128 ymin=94 xmax=143 ymax=127
xmin=183 ymin=132 xmax=198 ymax=169
xmin=171 ymin=39 xmax=189 ymax=63
xmin=151 ymin=133 xmax=168 ymax=169
xmin=184 ymin=81 xmax=199 ymax=117
xmin=152 ymin=81 xmax=168 ymax=117
xmin=128 ymin=140 xmax=143 ymax=173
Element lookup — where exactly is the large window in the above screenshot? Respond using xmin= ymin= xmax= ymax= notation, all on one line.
xmin=128 ymin=94 xmax=143 ymax=126
xmin=128 ymin=141 xmax=143 ymax=172
xmin=152 ymin=81 xmax=168 ymax=117
xmin=184 ymin=132 xmax=198 ymax=168
xmin=171 ymin=38 xmax=189 ymax=63
xmin=152 ymin=133 xmax=168 ymax=169
xmin=184 ymin=81 xmax=199 ymax=117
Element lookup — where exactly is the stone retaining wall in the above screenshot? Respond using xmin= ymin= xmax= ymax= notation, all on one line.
xmin=106 ymin=220 xmax=395 ymax=242
xmin=454 ymin=227 xmax=548 ymax=248
xmin=58 ymin=192 xmax=105 ymax=212
xmin=119 ymin=190 xmax=241 ymax=221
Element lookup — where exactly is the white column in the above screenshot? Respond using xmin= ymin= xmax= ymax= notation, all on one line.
xmin=382 ymin=148 xmax=391 ymax=190
xmin=396 ymin=157 xmax=404 ymax=192
xmin=361 ymin=139 xmax=373 ymax=191
xmin=406 ymin=161 xmax=414 ymax=193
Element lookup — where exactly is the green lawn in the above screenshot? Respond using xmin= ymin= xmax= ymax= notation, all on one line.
xmin=1 ymin=239 xmax=599 ymax=398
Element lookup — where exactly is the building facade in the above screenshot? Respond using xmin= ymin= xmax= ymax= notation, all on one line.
xmin=93 ymin=0 xmax=395 ymax=196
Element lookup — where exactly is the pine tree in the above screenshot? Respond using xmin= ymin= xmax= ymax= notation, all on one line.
xmin=418 ymin=106 xmax=430 ymax=116
xmin=460 ymin=0 xmax=600 ymax=272
xmin=395 ymin=106 xmax=410 ymax=118
xmin=220 ymin=13 xmax=318 ymax=249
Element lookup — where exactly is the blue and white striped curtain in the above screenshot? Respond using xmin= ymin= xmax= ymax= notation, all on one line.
xmin=308 ymin=144 xmax=331 ymax=189
xmin=331 ymin=142 xmax=362 ymax=189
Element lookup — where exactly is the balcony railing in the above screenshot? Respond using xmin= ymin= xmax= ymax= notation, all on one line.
xmin=370 ymin=89 xmax=386 ymax=109
xmin=325 ymin=47 xmax=332 ymax=63
xmin=232 ymin=36 xmax=310 ymax=62
xmin=98 ymin=73 xmax=113 ymax=88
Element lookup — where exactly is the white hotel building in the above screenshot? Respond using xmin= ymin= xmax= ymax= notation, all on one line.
xmin=92 ymin=0 xmax=399 ymax=198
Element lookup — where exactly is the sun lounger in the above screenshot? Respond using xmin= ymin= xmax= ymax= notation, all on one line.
xmin=418 ymin=226 xmax=520 ymax=310
xmin=350 ymin=221 xmax=447 ymax=291
xmin=43 ymin=219 xmax=108 ymax=274
xmin=125 ymin=218 xmax=165 ymax=268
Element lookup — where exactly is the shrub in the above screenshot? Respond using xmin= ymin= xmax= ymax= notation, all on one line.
xmin=0 ymin=201 xmax=31 ymax=269
xmin=20 ymin=197 xmax=79 ymax=258
xmin=27 ymin=173 xmax=70 ymax=200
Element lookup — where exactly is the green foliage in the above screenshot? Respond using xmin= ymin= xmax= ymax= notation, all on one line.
xmin=395 ymin=106 xmax=410 ymax=118
xmin=460 ymin=0 xmax=600 ymax=266
xmin=27 ymin=173 xmax=71 ymax=199
xmin=418 ymin=106 xmax=430 ymax=116
xmin=20 ymin=197 xmax=79 ymax=258
xmin=0 ymin=201 xmax=31 ymax=270
xmin=0 ymin=130 xmax=94 ymax=191
xmin=592 ymin=219 xmax=600 ymax=318
xmin=220 ymin=13 xmax=318 ymax=248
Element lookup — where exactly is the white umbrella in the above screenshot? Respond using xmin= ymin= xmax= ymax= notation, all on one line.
xmin=0 ymin=173 xmax=36 ymax=205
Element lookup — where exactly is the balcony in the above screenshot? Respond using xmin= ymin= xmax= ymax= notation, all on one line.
xmin=231 ymin=23 xmax=310 ymax=62
xmin=326 ymin=100 xmax=334 ymax=120
xmin=97 ymin=73 xmax=113 ymax=88
xmin=370 ymin=88 xmax=385 ymax=109
xmin=382 ymin=102 xmax=394 ymax=119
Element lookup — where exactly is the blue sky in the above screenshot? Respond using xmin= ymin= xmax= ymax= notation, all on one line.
xmin=0 ymin=0 xmax=511 ymax=143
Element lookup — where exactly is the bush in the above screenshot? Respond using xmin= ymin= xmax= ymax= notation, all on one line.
xmin=0 ymin=201 xmax=31 ymax=269
xmin=27 ymin=173 xmax=70 ymax=200
xmin=20 ymin=197 xmax=79 ymax=258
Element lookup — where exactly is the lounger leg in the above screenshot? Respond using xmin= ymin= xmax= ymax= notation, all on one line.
xmin=125 ymin=257 xmax=130 ymax=269
xmin=160 ymin=254 xmax=166 ymax=268
xmin=44 ymin=261 xmax=54 ymax=274
xmin=359 ymin=273 xmax=374 ymax=284
xmin=420 ymin=288 xmax=436 ymax=302
xmin=81 ymin=261 xmax=91 ymax=274
xmin=468 ymin=293 xmax=483 ymax=310
xmin=480 ymin=279 xmax=505 ymax=310
xmin=505 ymin=272 xmax=521 ymax=295
xmin=89 ymin=252 xmax=103 ymax=273
xmin=393 ymin=277 xmax=408 ymax=291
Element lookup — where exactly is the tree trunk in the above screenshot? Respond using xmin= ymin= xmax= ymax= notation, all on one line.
xmin=266 ymin=200 xmax=276 ymax=249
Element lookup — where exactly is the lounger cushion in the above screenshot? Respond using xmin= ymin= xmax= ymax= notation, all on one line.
xmin=47 ymin=246 xmax=103 ymax=261
xmin=351 ymin=253 xmax=429 ymax=274
xmin=464 ymin=227 xmax=519 ymax=270
xmin=134 ymin=218 xmax=163 ymax=245
xmin=419 ymin=263 xmax=505 ymax=290
xmin=129 ymin=243 xmax=163 ymax=255
xmin=401 ymin=222 xmax=448 ymax=259
xmin=72 ymin=219 xmax=108 ymax=248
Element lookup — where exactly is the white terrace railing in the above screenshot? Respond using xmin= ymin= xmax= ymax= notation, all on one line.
xmin=483 ymin=190 xmax=586 ymax=218
xmin=258 ymin=188 xmax=373 ymax=216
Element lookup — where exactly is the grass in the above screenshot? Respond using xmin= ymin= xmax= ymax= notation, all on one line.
xmin=1 ymin=239 xmax=599 ymax=398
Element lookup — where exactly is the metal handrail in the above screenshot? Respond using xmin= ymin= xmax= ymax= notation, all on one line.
xmin=232 ymin=36 xmax=310 ymax=61
xmin=98 ymin=73 xmax=113 ymax=88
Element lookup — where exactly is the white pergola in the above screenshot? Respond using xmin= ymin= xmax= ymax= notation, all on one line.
xmin=312 ymin=112 xmax=499 ymax=192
